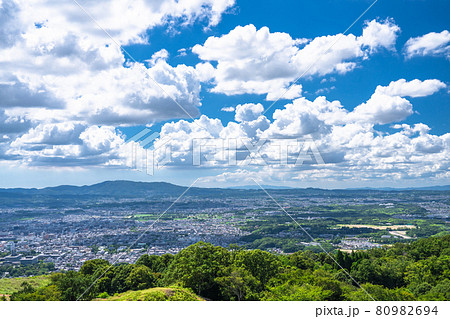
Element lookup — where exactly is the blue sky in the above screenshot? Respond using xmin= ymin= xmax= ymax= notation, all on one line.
xmin=0 ymin=0 xmax=449 ymax=188
xmin=123 ymin=0 xmax=450 ymax=133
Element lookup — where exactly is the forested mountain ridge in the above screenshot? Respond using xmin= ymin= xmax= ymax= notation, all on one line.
xmin=7 ymin=235 xmax=450 ymax=301
xmin=1 ymin=180 xmax=449 ymax=196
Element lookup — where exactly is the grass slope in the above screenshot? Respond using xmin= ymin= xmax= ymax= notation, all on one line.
xmin=99 ymin=287 xmax=203 ymax=301
xmin=0 ymin=275 xmax=50 ymax=294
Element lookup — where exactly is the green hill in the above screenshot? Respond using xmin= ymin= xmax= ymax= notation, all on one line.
xmin=0 ymin=275 xmax=50 ymax=295
xmin=98 ymin=287 xmax=203 ymax=301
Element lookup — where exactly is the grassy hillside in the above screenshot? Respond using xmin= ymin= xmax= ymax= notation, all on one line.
xmin=0 ymin=275 xmax=50 ymax=294
xmin=99 ymin=287 xmax=203 ymax=301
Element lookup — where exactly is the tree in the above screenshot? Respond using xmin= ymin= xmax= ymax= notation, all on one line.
xmin=11 ymin=284 xmax=61 ymax=301
xmin=215 ymin=266 xmax=260 ymax=301
xmin=344 ymin=283 xmax=415 ymax=301
xmin=163 ymin=242 xmax=231 ymax=299
xmin=290 ymin=250 xmax=316 ymax=270
xmin=405 ymin=255 xmax=450 ymax=286
xmin=50 ymin=271 xmax=93 ymax=300
xmin=263 ymin=283 xmax=330 ymax=301
xmin=421 ymin=279 xmax=450 ymax=300
xmin=92 ymin=265 xmax=115 ymax=295
xmin=136 ymin=255 xmax=161 ymax=272
xmin=313 ymin=269 xmax=343 ymax=300
xmin=110 ymin=264 xmax=133 ymax=294
xmin=126 ymin=265 xmax=155 ymax=290
xmin=135 ymin=253 xmax=172 ymax=275
xmin=20 ymin=282 xmax=35 ymax=294
xmin=351 ymin=257 xmax=408 ymax=289
xmin=233 ymin=249 xmax=281 ymax=289
xmin=80 ymin=259 xmax=110 ymax=276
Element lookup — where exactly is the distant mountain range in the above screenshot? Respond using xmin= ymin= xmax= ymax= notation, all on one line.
xmin=0 ymin=180 xmax=449 ymax=197
xmin=0 ymin=181 xmax=187 ymax=196
xmin=228 ymin=185 xmax=293 ymax=190
xmin=344 ymin=185 xmax=450 ymax=191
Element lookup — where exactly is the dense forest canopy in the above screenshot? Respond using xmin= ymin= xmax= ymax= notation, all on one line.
xmin=7 ymin=235 xmax=450 ymax=301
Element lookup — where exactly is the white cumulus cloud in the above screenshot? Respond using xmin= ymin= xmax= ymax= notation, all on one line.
xmin=147 ymin=78 xmax=448 ymax=185
xmin=193 ymin=19 xmax=400 ymax=100
xmin=375 ymin=79 xmax=446 ymax=98
xmin=0 ymin=0 xmax=235 ymax=167
xmin=404 ymin=30 xmax=450 ymax=59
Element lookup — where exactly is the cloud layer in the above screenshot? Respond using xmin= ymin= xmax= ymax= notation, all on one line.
xmin=147 ymin=79 xmax=448 ymax=185
xmin=0 ymin=1 xmax=448 ymax=187
xmin=193 ymin=19 xmax=400 ymax=100
xmin=0 ymin=0 xmax=235 ymax=167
